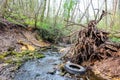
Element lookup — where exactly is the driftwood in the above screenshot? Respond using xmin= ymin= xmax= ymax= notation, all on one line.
xmin=65 ymin=11 xmax=120 ymax=64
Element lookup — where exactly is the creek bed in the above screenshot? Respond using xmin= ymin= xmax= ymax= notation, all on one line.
xmin=14 ymin=49 xmax=105 ymax=80
xmin=14 ymin=50 xmax=73 ymax=80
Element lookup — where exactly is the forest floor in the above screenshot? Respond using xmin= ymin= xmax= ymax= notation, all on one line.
xmin=0 ymin=19 xmax=120 ymax=80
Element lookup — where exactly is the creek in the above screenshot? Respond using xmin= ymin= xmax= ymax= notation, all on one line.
xmin=14 ymin=48 xmax=104 ymax=80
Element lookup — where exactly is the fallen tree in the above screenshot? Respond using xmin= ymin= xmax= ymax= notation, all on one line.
xmin=65 ymin=11 xmax=120 ymax=64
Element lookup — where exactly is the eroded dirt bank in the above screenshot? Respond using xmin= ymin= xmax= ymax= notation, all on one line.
xmin=0 ymin=19 xmax=50 ymax=53
xmin=92 ymin=57 xmax=120 ymax=80
xmin=0 ymin=19 xmax=49 ymax=80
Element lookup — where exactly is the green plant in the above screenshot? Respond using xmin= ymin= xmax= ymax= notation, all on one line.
xmin=63 ymin=0 xmax=76 ymax=19
xmin=110 ymin=37 xmax=120 ymax=42
xmin=0 ymin=50 xmax=45 ymax=68
xmin=36 ymin=20 xmax=65 ymax=43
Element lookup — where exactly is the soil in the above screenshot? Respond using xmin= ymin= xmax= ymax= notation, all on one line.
xmin=92 ymin=57 xmax=120 ymax=80
xmin=0 ymin=19 xmax=50 ymax=80
xmin=0 ymin=19 xmax=49 ymax=53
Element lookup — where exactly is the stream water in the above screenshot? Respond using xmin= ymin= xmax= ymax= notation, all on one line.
xmin=14 ymin=49 xmax=74 ymax=80
xmin=14 ymin=49 xmax=105 ymax=80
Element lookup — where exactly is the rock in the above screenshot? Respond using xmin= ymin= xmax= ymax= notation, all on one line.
xmin=47 ymin=69 xmax=56 ymax=75
xmin=59 ymin=47 xmax=70 ymax=54
xmin=80 ymin=78 xmax=84 ymax=80
xmin=64 ymin=73 xmax=71 ymax=78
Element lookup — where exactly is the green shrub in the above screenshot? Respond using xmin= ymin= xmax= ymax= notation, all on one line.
xmin=36 ymin=20 xmax=65 ymax=43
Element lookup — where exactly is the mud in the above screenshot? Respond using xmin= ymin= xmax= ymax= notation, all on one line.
xmin=92 ymin=57 xmax=120 ymax=80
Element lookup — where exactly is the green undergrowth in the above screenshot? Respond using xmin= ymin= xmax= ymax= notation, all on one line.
xmin=110 ymin=37 xmax=120 ymax=42
xmin=6 ymin=16 xmax=67 ymax=43
xmin=97 ymin=14 xmax=120 ymax=43
xmin=36 ymin=21 xmax=66 ymax=43
xmin=0 ymin=50 xmax=45 ymax=69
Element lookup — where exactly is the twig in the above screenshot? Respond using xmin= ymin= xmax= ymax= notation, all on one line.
xmin=97 ymin=10 xmax=111 ymax=24
xmin=79 ymin=0 xmax=92 ymax=22
xmin=86 ymin=76 xmax=90 ymax=80
xmin=66 ymin=30 xmax=79 ymax=37
xmin=64 ymin=19 xmax=86 ymax=28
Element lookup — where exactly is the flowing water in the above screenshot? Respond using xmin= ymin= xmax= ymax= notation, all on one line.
xmin=14 ymin=49 xmax=105 ymax=80
xmin=14 ymin=49 xmax=74 ymax=80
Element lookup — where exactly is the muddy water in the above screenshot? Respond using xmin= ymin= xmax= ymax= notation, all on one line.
xmin=14 ymin=50 xmax=73 ymax=80
xmin=14 ymin=49 xmax=105 ymax=80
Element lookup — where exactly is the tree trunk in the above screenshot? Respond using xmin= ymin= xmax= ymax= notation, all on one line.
xmin=105 ymin=0 xmax=107 ymax=28
xmin=34 ymin=1 xmax=43 ymax=28
xmin=47 ymin=0 xmax=50 ymax=18
xmin=118 ymin=0 xmax=120 ymax=25
xmin=54 ymin=0 xmax=62 ymax=27
xmin=54 ymin=0 xmax=62 ymax=43
xmin=1 ymin=0 xmax=8 ymax=18
xmin=40 ymin=0 xmax=47 ymax=22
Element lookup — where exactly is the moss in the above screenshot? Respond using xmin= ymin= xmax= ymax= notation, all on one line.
xmin=2 ymin=52 xmax=10 ymax=57
xmin=0 ymin=55 xmax=5 ymax=63
xmin=34 ymin=53 xmax=45 ymax=59
xmin=30 ymin=51 xmax=45 ymax=59
xmin=4 ymin=59 xmax=13 ymax=64
xmin=23 ymin=56 xmax=32 ymax=61
xmin=15 ymin=62 xmax=23 ymax=69
xmin=0 ymin=55 xmax=5 ymax=60
xmin=3 ymin=51 xmax=17 ymax=57
xmin=1 ymin=50 xmax=45 ymax=71
xmin=21 ymin=50 xmax=31 ymax=55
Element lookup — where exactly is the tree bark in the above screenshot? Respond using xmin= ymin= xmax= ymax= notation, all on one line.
xmin=40 ymin=0 xmax=47 ymax=22
xmin=118 ymin=0 xmax=120 ymax=25
xmin=105 ymin=0 xmax=107 ymax=28
xmin=47 ymin=0 xmax=50 ymax=18
xmin=34 ymin=1 xmax=42 ymax=28
xmin=1 ymin=0 xmax=8 ymax=18
xmin=54 ymin=0 xmax=62 ymax=27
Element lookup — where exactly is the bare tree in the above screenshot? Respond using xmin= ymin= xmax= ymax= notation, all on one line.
xmin=40 ymin=0 xmax=47 ymax=22
xmin=105 ymin=0 xmax=108 ymax=28
xmin=54 ymin=0 xmax=62 ymax=27
xmin=1 ymin=0 xmax=8 ymax=18
xmin=119 ymin=0 xmax=120 ymax=24
xmin=47 ymin=0 xmax=50 ymax=18
xmin=34 ymin=1 xmax=43 ymax=28
xmin=119 ymin=0 xmax=120 ymax=12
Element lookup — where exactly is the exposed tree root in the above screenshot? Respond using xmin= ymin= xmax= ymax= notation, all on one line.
xmin=65 ymin=11 xmax=120 ymax=64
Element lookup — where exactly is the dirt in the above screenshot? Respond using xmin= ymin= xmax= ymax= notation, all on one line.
xmin=0 ymin=19 xmax=49 ymax=53
xmin=0 ymin=19 xmax=50 ymax=80
xmin=92 ymin=57 xmax=120 ymax=80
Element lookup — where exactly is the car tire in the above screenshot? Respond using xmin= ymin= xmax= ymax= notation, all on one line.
xmin=64 ymin=62 xmax=86 ymax=74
